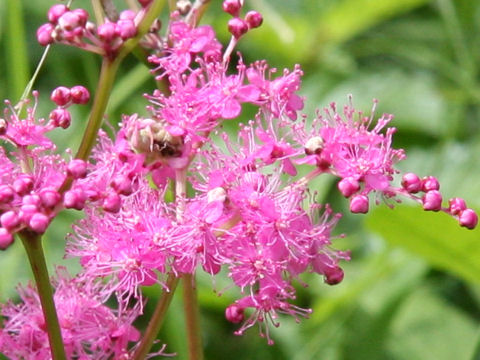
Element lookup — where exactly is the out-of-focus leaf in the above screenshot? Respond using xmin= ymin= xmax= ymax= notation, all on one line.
xmin=366 ymin=205 xmax=480 ymax=284
xmin=315 ymin=0 xmax=430 ymax=45
xmin=387 ymin=286 xmax=478 ymax=360
xmin=5 ymin=0 xmax=29 ymax=101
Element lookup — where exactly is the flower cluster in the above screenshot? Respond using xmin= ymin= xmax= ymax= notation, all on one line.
xmin=0 ymin=0 xmax=477 ymax=358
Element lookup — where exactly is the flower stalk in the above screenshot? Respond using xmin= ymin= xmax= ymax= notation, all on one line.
xmin=19 ymin=232 xmax=66 ymax=360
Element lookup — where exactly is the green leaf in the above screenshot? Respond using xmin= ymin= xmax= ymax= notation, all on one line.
xmin=387 ymin=286 xmax=479 ymax=360
xmin=366 ymin=205 xmax=480 ymax=284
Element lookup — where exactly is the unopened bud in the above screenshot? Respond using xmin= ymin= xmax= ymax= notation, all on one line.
xmin=448 ymin=197 xmax=466 ymax=215
xmin=67 ymin=159 xmax=88 ymax=179
xmin=102 ymin=192 xmax=122 ymax=213
xmin=401 ymin=172 xmax=422 ymax=193
xmin=459 ymin=209 xmax=478 ymax=230
xmin=0 ymin=228 xmax=14 ymax=250
xmin=29 ymin=213 xmax=50 ymax=234
xmin=0 ymin=211 xmax=20 ymax=231
xmin=49 ymin=108 xmax=72 ymax=129
xmin=37 ymin=23 xmax=55 ymax=46
xmin=337 ymin=177 xmax=359 ymax=198
xmin=48 ymin=4 xmax=68 ymax=23
xmin=421 ymin=176 xmax=440 ymax=192
xmin=222 ymin=0 xmax=241 ymax=17
xmin=324 ymin=266 xmax=344 ymax=285
xmin=245 ymin=11 xmax=263 ymax=29
xmin=70 ymin=85 xmax=90 ymax=104
xmin=228 ymin=17 xmax=249 ymax=39
xmin=225 ymin=304 xmax=244 ymax=323
xmin=116 ymin=19 xmax=137 ymax=40
xmin=422 ymin=190 xmax=442 ymax=211
xmin=177 ymin=0 xmax=192 ymax=15
xmin=51 ymin=86 xmax=71 ymax=106
xmin=350 ymin=194 xmax=369 ymax=214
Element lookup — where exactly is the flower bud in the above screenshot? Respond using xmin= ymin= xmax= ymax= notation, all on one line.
xmin=29 ymin=213 xmax=50 ymax=234
xmin=228 ymin=18 xmax=249 ymax=39
xmin=70 ymin=85 xmax=90 ymax=104
xmin=37 ymin=23 xmax=55 ymax=46
xmin=245 ymin=11 xmax=263 ymax=29
xmin=448 ymin=197 xmax=466 ymax=216
xmin=102 ymin=192 xmax=122 ymax=213
xmin=119 ymin=10 xmax=136 ymax=20
xmin=98 ymin=21 xmax=117 ymax=42
xmin=58 ymin=11 xmax=82 ymax=31
xmin=22 ymin=194 xmax=42 ymax=207
xmin=19 ymin=204 xmax=38 ymax=223
xmin=458 ymin=209 xmax=478 ymax=230
xmin=0 ymin=185 xmax=14 ymax=204
xmin=40 ymin=189 xmax=62 ymax=208
xmin=177 ymin=0 xmax=192 ymax=15
xmin=111 ymin=175 xmax=133 ymax=195
xmin=349 ymin=194 xmax=369 ymax=214
xmin=337 ymin=177 xmax=360 ymax=198
xmin=225 ymin=304 xmax=244 ymax=323
xmin=64 ymin=189 xmax=86 ymax=210
xmin=0 ymin=228 xmax=14 ymax=250
xmin=304 ymin=136 xmax=324 ymax=155
xmin=13 ymin=175 xmax=34 ymax=196
xmin=49 ymin=108 xmax=72 ymax=129
xmin=51 ymin=86 xmax=71 ymax=106
xmin=48 ymin=4 xmax=68 ymax=24
xmin=421 ymin=176 xmax=440 ymax=192
xmin=222 ymin=0 xmax=241 ymax=17
xmin=71 ymin=8 xmax=89 ymax=27
xmin=401 ymin=172 xmax=422 ymax=193
xmin=0 ymin=118 xmax=7 ymax=136
xmin=67 ymin=159 xmax=88 ymax=179
xmin=1 ymin=211 xmax=20 ymax=231
xmin=324 ymin=266 xmax=344 ymax=285
xmin=422 ymin=190 xmax=442 ymax=211
xmin=116 ymin=19 xmax=137 ymax=40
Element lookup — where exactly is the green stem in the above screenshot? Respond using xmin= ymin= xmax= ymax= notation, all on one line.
xmin=131 ymin=274 xmax=179 ymax=360
xmin=182 ymin=273 xmax=204 ymax=360
xmin=19 ymin=232 xmax=66 ymax=360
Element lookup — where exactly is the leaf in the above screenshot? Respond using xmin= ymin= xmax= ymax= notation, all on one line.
xmin=387 ymin=286 xmax=479 ymax=360
xmin=366 ymin=205 xmax=480 ymax=284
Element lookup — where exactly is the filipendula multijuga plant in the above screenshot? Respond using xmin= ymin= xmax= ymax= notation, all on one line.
xmin=0 ymin=0 xmax=477 ymax=359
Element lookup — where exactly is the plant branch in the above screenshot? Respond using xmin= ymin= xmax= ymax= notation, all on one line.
xmin=19 ymin=232 xmax=66 ymax=360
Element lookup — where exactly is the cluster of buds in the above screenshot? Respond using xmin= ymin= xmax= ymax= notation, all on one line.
xmin=49 ymin=85 xmax=89 ymax=129
xmin=223 ymin=0 xmax=263 ymax=39
xmin=401 ymin=173 xmax=478 ymax=229
xmin=37 ymin=4 xmax=142 ymax=57
xmin=0 ymin=88 xmax=90 ymax=249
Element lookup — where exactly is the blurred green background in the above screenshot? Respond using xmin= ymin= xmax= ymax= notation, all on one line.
xmin=1 ymin=0 xmax=480 ymax=359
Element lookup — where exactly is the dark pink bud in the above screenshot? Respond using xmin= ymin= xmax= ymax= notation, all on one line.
xmin=63 ymin=189 xmax=86 ymax=210
xmin=337 ymin=177 xmax=359 ymax=198
xmin=51 ymin=86 xmax=71 ymax=106
xmin=324 ymin=266 xmax=344 ymax=285
xmin=98 ymin=22 xmax=117 ymax=42
xmin=459 ymin=209 xmax=478 ymax=230
xmin=245 ymin=11 xmax=263 ymax=29
xmin=222 ymin=0 xmax=241 ymax=16
xmin=0 ymin=185 xmax=14 ymax=204
xmin=0 ymin=228 xmax=14 ymax=250
xmin=422 ymin=190 xmax=442 ymax=211
xmin=111 ymin=175 xmax=133 ymax=195
xmin=22 ymin=194 xmax=42 ymax=207
xmin=1 ymin=211 xmax=20 ymax=231
xmin=29 ymin=213 xmax=50 ymax=234
xmin=40 ymin=189 xmax=62 ymax=208
xmin=421 ymin=176 xmax=440 ymax=192
xmin=13 ymin=175 xmax=34 ymax=195
xmin=350 ymin=194 xmax=369 ymax=214
xmin=49 ymin=108 xmax=71 ymax=129
xmin=0 ymin=118 xmax=7 ymax=135
xmin=138 ymin=0 xmax=152 ymax=7
xmin=19 ymin=204 xmax=38 ymax=223
xmin=67 ymin=159 xmax=88 ymax=179
xmin=70 ymin=85 xmax=90 ymax=104
xmin=401 ymin=172 xmax=422 ymax=193
xmin=225 ymin=304 xmax=244 ymax=323
xmin=37 ymin=23 xmax=55 ymax=46
xmin=119 ymin=10 xmax=136 ymax=20
xmin=71 ymin=8 xmax=89 ymax=27
xmin=58 ymin=11 xmax=81 ymax=31
xmin=228 ymin=18 xmax=249 ymax=39
xmin=48 ymin=4 xmax=68 ymax=23
xmin=448 ymin=197 xmax=466 ymax=215
xmin=102 ymin=193 xmax=122 ymax=213
xmin=116 ymin=19 xmax=137 ymax=40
